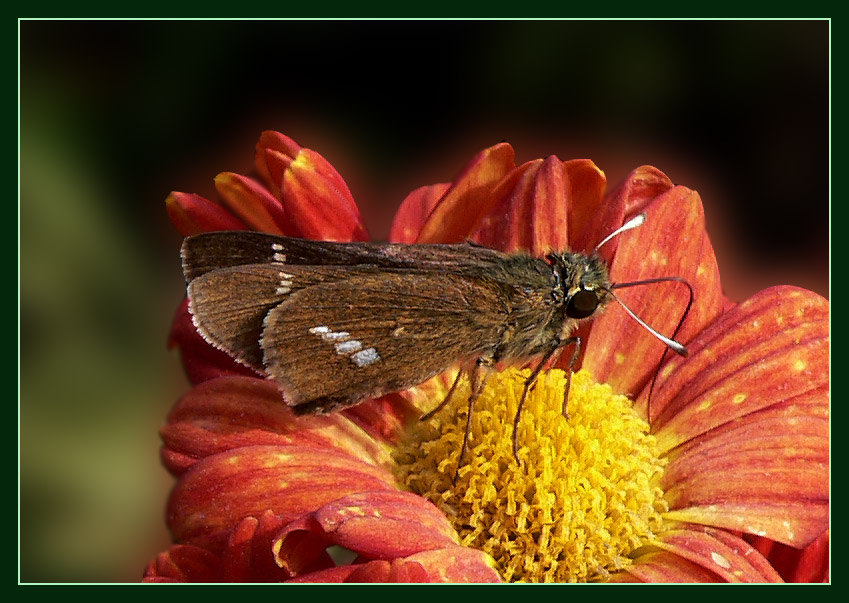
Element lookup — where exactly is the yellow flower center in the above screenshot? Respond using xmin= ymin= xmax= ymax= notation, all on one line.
xmin=393 ymin=368 xmax=668 ymax=583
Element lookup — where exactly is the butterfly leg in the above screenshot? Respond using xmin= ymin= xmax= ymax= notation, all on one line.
xmin=454 ymin=356 xmax=492 ymax=482
xmin=511 ymin=340 xmax=570 ymax=463
xmin=420 ymin=370 xmax=464 ymax=422
xmin=560 ymin=336 xmax=581 ymax=419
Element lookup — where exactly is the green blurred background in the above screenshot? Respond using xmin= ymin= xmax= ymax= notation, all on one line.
xmin=19 ymin=20 xmax=829 ymax=582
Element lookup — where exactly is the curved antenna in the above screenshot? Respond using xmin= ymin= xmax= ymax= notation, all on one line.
xmin=604 ymin=285 xmax=689 ymax=357
xmin=608 ymin=276 xmax=695 ymax=421
xmin=593 ymin=212 xmax=694 ymax=358
xmin=590 ymin=212 xmax=696 ymax=420
xmin=610 ymin=276 xmax=694 ymax=357
xmin=593 ymin=213 xmax=647 ymax=254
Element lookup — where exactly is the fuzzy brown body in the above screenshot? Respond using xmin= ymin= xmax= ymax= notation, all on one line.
xmin=182 ymin=231 xmax=612 ymax=415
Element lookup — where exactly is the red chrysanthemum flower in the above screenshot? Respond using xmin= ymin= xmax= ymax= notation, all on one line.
xmin=146 ymin=132 xmax=828 ymax=583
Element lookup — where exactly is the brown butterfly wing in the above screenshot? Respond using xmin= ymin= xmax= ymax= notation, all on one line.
xmin=186 ymin=263 xmax=377 ymax=369
xmin=260 ymin=272 xmax=507 ymax=413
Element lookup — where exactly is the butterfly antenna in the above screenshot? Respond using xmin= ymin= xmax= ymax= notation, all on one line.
xmin=593 ymin=213 xmax=694 ymax=419
xmin=606 ymin=279 xmax=692 ymax=356
xmin=608 ymin=276 xmax=694 ymax=420
xmin=592 ymin=213 xmax=647 ymax=254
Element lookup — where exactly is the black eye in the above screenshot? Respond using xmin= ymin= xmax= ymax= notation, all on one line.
xmin=566 ymin=289 xmax=599 ymax=319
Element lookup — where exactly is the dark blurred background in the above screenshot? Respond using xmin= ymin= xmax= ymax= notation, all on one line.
xmin=19 ymin=20 xmax=829 ymax=582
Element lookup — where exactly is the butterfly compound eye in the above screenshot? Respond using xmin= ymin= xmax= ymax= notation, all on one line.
xmin=566 ymin=289 xmax=600 ymax=319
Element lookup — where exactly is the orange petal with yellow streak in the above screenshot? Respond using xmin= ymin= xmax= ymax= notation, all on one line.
xmin=389 ymin=183 xmax=451 ymax=244
xmin=213 ymin=172 xmax=294 ymax=234
xmin=415 ymin=142 xmax=515 ymax=243
xmin=254 ymin=130 xmax=302 ymax=199
xmin=166 ymin=192 xmax=246 ymax=236
xmin=281 ymin=148 xmax=369 ymax=241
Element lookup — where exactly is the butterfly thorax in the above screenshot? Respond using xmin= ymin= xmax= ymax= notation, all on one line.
xmin=489 ymin=251 xmax=607 ymax=362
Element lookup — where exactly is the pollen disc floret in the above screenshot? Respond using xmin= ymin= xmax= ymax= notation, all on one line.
xmin=393 ymin=368 xmax=669 ymax=583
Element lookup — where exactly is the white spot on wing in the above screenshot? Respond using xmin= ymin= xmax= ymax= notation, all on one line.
xmin=308 ymin=326 xmax=350 ymax=341
xmin=323 ymin=331 xmax=350 ymax=341
xmin=276 ymin=271 xmax=294 ymax=296
xmin=335 ymin=340 xmax=363 ymax=354
xmin=351 ymin=348 xmax=380 ymax=367
xmin=272 ymin=252 xmax=287 ymax=263
xmin=309 ymin=326 xmax=378 ymax=366
xmin=271 ymin=243 xmax=284 ymax=251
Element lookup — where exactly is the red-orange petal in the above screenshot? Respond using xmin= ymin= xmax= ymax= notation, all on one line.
xmin=272 ymin=490 xmax=460 ymax=572
xmin=213 ymin=172 xmax=296 ymax=235
xmin=415 ymin=142 xmax=516 ymax=243
xmin=345 ymin=558 xmax=432 ymax=582
xmin=616 ymin=551 xmax=723 ymax=582
xmin=281 ymin=148 xmax=369 ymax=242
xmin=142 ymin=544 xmax=222 ymax=582
xmin=649 ymin=525 xmax=782 ymax=582
xmin=254 ymin=131 xmax=302 ymax=199
xmin=472 ymin=156 xmax=570 ymax=256
xmin=666 ymin=503 xmax=827 ymax=552
xmin=746 ymin=530 xmax=829 ymax=582
xmin=584 ymin=184 xmax=723 ymax=399
xmin=562 ymin=159 xmax=608 ymax=252
xmin=165 ymin=192 xmax=247 ymax=236
xmin=160 ymin=376 xmax=397 ymax=475
xmin=396 ymin=547 xmax=501 ymax=583
xmin=662 ymin=397 xmax=827 ymax=510
xmin=340 ymin=392 xmax=419 ymax=446
xmin=652 ymin=286 xmax=828 ymax=444
xmin=571 ymin=165 xmax=672 ymax=264
xmin=618 ymin=165 xmax=677 ymax=215
xmin=217 ymin=512 xmax=332 ymax=582
xmin=388 ymin=183 xmax=451 ymax=244
xmin=166 ymin=444 xmax=397 ymax=551
xmin=285 ymin=547 xmax=500 ymax=583
xmin=284 ymin=565 xmax=361 ymax=582
xmin=650 ymin=287 xmax=827 ymax=547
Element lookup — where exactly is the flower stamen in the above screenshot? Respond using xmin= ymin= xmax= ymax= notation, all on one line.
xmin=394 ymin=368 xmax=669 ymax=582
